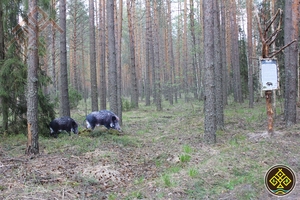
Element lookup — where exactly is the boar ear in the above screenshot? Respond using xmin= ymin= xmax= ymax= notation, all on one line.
xmin=72 ymin=121 xmax=76 ymax=125
xmin=112 ymin=116 xmax=117 ymax=122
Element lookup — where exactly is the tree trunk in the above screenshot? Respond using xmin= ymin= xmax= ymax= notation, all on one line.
xmin=127 ymin=0 xmax=139 ymax=108
xmin=0 ymin=2 xmax=8 ymax=131
xmin=107 ymin=0 xmax=118 ymax=113
xmin=116 ymin=0 xmax=123 ymax=123
xmin=81 ymin=30 xmax=88 ymax=116
xmin=26 ymin=0 xmax=39 ymax=155
xmin=145 ymin=0 xmax=151 ymax=106
xmin=203 ymin=0 xmax=216 ymax=144
xmin=50 ymin=26 xmax=56 ymax=94
xmin=198 ymin=0 xmax=204 ymax=100
xmin=153 ymin=0 xmax=162 ymax=111
xmin=89 ymin=0 xmax=98 ymax=111
xmin=59 ymin=0 xmax=70 ymax=117
xmin=213 ymin=0 xmax=224 ymax=130
xmin=70 ymin=0 xmax=79 ymax=91
xmin=284 ymin=0 xmax=299 ymax=126
xmin=230 ymin=0 xmax=243 ymax=103
xmin=247 ymin=0 xmax=254 ymax=108
xmin=99 ymin=0 xmax=106 ymax=110
xmin=183 ymin=0 xmax=189 ymax=102
xmin=189 ymin=0 xmax=199 ymax=100
xmin=220 ymin=0 xmax=227 ymax=106
xmin=167 ymin=0 xmax=175 ymax=105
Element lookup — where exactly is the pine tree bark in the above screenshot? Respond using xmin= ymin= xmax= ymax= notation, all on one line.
xmin=213 ymin=0 xmax=224 ymax=130
xmin=99 ymin=0 xmax=106 ymax=110
xmin=247 ymin=0 xmax=254 ymax=108
xmin=89 ymin=0 xmax=98 ymax=111
xmin=50 ymin=27 xmax=56 ymax=94
xmin=229 ymin=0 xmax=243 ymax=103
xmin=116 ymin=0 xmax=123 ymax=123
xmin=153 ymin=0 xmax=162 ymax=111
xmin=0 ymin=2 xmax=8 ymax=131
xmin=145 ymin=0 xmax=151 ymax=106
xmin=220 ymin=0 xmax=227 ymax=106
xmin=189 ymin=0 xmax=199 ymax=100
xmin=26 ymin=0 xmax=39 ymax=155
xmin=70 ymin=0 xmax=79 ymax=91
xmin=0 ymin=3 xmax=3 ymax=64
xmin=284 ymin=0 xmax=299 ymax=126
xmin=203 ymin=0 xmax=216 ymax=144
xmin=167 ymin=0 xmax=175 ymax=105
xmin=183 ymin=0 xmax=189 ymax=102
xmin=59 ymin=0 xmax=70 ymax=117
xmin=107 ymin=0 xmax=118 ymax=113
xmin=127 ymin=0 xmax=139 ymax=108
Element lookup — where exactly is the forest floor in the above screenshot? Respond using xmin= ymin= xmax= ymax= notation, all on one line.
xmin=1 ymin=98 xmax=300 ymax=199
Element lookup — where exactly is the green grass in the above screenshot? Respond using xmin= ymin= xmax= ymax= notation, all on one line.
xmin=1 ymin=97 xmax=299 ymax=200
xmin=179 ymin=154 xmax=191 ymax=163
xmin=161 ymin=173 xmax=174 ymax=187
xmin=188 ymin=168 xmax=199 ymax=178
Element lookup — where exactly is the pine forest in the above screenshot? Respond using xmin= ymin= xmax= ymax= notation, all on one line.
xmin=0 ymin=0 xmax=300 ymax=199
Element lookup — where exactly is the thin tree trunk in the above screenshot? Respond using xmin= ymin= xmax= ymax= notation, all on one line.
xmin=203 ymin=0 xmax=216 ymax=144
xmin=89 ymin=0 xmax=98 ymax=111
xmin=284 ymin=0 xmax=299 ymax=126
xmin=50 ymin=27 xmax=56 ymax=94
xmin=247 ymin=0 xmax=254 ymax=108
xmin=145 ymin=0 xmax=151 ymax=106
xmin=71 ymin=0 xmax=79 ymax=91
xmin=230 ymin=0 xmax=243 ymax=103
xmin=26 ymin=0 xmax=39 ymax=154
xmin=99 ymin=0 xmax=106 ymax=110
xmin=127 ymin=0 xmax=139 ymax=108
xmin=153 ymin=0 xmax=162 ymax=111
xmin=214 ymin=0 xmax=224 ymax=130
xmin=107 ymin=0 xmax=118 ymax=113
xmin=59 ymin=0 xmax=70 ymax=117
xmin=198 ymin=0 xmax=204 ymax=100
xmin=167 ymin=0 xmax=174 ymax=105
xmin=116 ymin=0 xmax=123 ymax=123
xmin=0 ymin=2 xmax=8 ymax=131
xmin=183 ymin=0 xmax=189 ymax=102
xmin=189 ymin=0 xmax=199 ymax=100
xmin=81 ymin=31 xmax=87 ymax=116
xmin=220 ymin=0 xmax=227 ymax=106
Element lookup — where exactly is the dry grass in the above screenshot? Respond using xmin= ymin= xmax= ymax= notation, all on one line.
xmin=1 ymin=98 xmax=300 ymax=199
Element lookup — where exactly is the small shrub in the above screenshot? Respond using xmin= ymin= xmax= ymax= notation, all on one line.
xmin=68 ymin=87 xmax=82 ymax=109
xmin=122 ymin=98 xmax=132 ymax=111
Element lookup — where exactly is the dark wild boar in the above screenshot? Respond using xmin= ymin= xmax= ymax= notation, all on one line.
xmin=49 ymin=116 xmax=78 ymax=138
xmin=85 ymin=110 xmax=121 ymax=131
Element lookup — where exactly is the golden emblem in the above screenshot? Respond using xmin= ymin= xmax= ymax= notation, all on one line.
xmin=265 ymin=165 xmax=296 ymax=196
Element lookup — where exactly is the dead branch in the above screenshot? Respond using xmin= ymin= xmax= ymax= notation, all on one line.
xmin=256 ymin=13 xmax=266 ymax=44
xmin=268 ymin=39 xmax=297 ymax=58
xmin=1 ymin=158 xmax=27 ymax=163
xmin=265 ymin=9 xmax=282 ymax=33
xmin=265 ymin=28 xmax=281 ymax=45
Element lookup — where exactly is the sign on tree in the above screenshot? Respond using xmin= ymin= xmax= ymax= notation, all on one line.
xmin=260 ymin=59 xmax=279 ymax=91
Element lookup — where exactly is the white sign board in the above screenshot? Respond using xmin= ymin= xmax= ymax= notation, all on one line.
xmin=260 ymin=59 xmax=278 ymax=91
